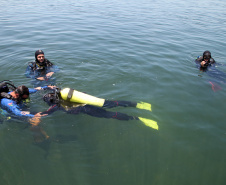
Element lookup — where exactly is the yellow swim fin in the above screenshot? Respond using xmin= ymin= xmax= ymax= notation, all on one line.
xmin=138 ymin=117 xmax=158 ymax=130
xmin=136 ymin=102 xmax=152 ymax=111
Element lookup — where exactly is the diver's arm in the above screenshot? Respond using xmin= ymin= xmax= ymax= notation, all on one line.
xmin=36 ymin=72 xmax=53 ymax=81
xmin=25 ymin=65 xmax=35 ymax=79
xmin=1 ymin=98 xmax=35 ymax=118
xmin=45 ymin=65 xmax=60 ymax=79
xmin=28 ymin=85 xmax=55 ymax=94
xmin=195 ymin=56 xmax=203 ymax=69
xmin=29 ymin=114 xmax=49 ymax=142
xmin=36 ymin=77 xmax=45 ymax=81
xmin=44 ymin=59 xmax=59 ymax=79
xmin=41 ymin=105 xmax=59 ymax=115
xmin=46 ymin=71 xmax=54 ymax=78
xmin=210 ymin=58 xmax=216 ymax=64
xmin=195 ymin=56 xmax=203 ymax=63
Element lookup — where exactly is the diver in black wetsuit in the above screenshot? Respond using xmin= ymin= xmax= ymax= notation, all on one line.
xmin=195 ymin=51 xmax=226 ymax=91
xmin=195 ymin=51 xmax=215 ymax=71
xmin=41 ymin=91 xmax=158 ymax=130
xmin=26 ymin=50 xmax=56 ymax=81
xmin=42 ymin=93 xmax=138 ymax=121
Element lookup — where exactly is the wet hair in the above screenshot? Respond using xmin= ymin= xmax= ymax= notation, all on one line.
xmin=203 ymin=51 xmax=211 ymax=61
xmin=15 ymin=85 xmax=29 ymax=98
xmin=35 ymin=50 xmax=44 ymax=61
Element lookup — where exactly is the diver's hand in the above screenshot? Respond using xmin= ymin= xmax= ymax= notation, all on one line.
xmin=34 ymin=87 xmax=42 ymax=90
xmin=46 ymin=72 xmax=54 ymax=78
xmin=34 ymin=112 xmax=47 ymax=117
xmin=47 ymin=85 xmax=56 ymax=89
xmin=36 ymin=77 xmax=45 ymax=81
xmin=21 ymin=111 xmax=30 ymax=115
xmin=201 ymin=61 xmax=207 ymax=67
xmin=34 ymin=86 xmax=56 ymax=90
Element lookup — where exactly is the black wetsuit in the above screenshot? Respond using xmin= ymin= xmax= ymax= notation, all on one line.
xmin=26 ymin=59 xmax=54 ymax=79
xmin=30 ymin=59 xmax=53 ymax=71
xmin=42 ymin=100 xmax=138 ymax=121
xmin=195 ymin=56 xmax=226 ymax=83
xmin=195 ymin=56 xmax=216 ymax=72
xmin=195 ymin=56 xmax=216 ymax=71
xmin=196 ymin=56 xmax=215 ymax=65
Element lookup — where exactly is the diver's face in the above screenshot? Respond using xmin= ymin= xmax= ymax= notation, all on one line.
xmin=14 ymin=93 xmax=20 ymax=99
xmin=37 ymin=54 xmax=45 ymax=63
xmin=203 ymin=55 xmax=210 ymax=62
xmin=204 ymin=57 xmax=209 ymax=62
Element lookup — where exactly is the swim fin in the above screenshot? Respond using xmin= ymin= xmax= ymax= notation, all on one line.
xmin=209 ymin=81 xmax=222 ymax=92
xmin=138 ymin=117 xmax=158 ymax=130
xmin=136 ymin=102 xmax=152 ymax=111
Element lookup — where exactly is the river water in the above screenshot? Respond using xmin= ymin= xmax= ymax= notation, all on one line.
xmin=0 ymin=0 xmax=226 ymax=185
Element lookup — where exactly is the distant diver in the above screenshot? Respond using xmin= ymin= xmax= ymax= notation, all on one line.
xmin=41 ymin=87 xmax=158 ymax=130
xmin=25 ymin=50 xmax=58 ymax=82
xmin=195 ymin=51 xmax=226 ymax=91
xmin=195 ymin=50 xmax=216 ymax=71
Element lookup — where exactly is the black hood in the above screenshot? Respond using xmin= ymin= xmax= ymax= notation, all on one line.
xmin=43 ymin=92 xmax=60 ymax=105
xmin=203 ymin=51 xmax=211 ymax=61
xmin=35 ymin=50 xmax=44 ymax=61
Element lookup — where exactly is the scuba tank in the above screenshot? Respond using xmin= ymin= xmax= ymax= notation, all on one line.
xmin=0 ymin=80 xmax=30 ymax=104
xmin=60 ymin=88 xmax=105 ymax=107
xmin=0 ymin=80 xmax=16 ymax=100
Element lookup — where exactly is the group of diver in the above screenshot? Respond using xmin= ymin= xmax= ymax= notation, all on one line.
xmin=1 ymin=49 xmax=225 ymax=140
xmin=0 ymin=50 xmax=158 ymax=141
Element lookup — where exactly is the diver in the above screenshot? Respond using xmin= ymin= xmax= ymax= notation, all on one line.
xmin=0 ymin=81 xmax=53 ymax=120
xmin=0 ymin=80 xmax=57 ymax=141
xmin=25 ymin=50 xmax=58 ymax=81
xmin=195 ymin=50 xmax=215 ymax=71
xmin=41 ymin=87 xmax=158 ymax=130
xmin=195 ymin=51 xmax=226 ymax=91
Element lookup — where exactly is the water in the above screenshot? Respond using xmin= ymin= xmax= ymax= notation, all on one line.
xmin=0 ymin=0 xmax=226 ymax=184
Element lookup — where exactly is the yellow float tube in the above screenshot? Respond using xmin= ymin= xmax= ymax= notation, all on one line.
xmin=60 ymin=88 xmax=105 ymax=107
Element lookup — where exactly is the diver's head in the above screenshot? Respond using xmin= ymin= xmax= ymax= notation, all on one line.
xmin=203 ymin=51 xmax=211 ymax=62
xmin=15 ymin=85 xmax=30 ymax=102
xmin=35 ymin=50 xmax=45 ymax=63
xmin=43 ymin=93 xmax=58 ymax=105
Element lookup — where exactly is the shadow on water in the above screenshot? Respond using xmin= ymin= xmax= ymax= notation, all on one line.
xmin=33 ymin=133 xmax=78 ymax=158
